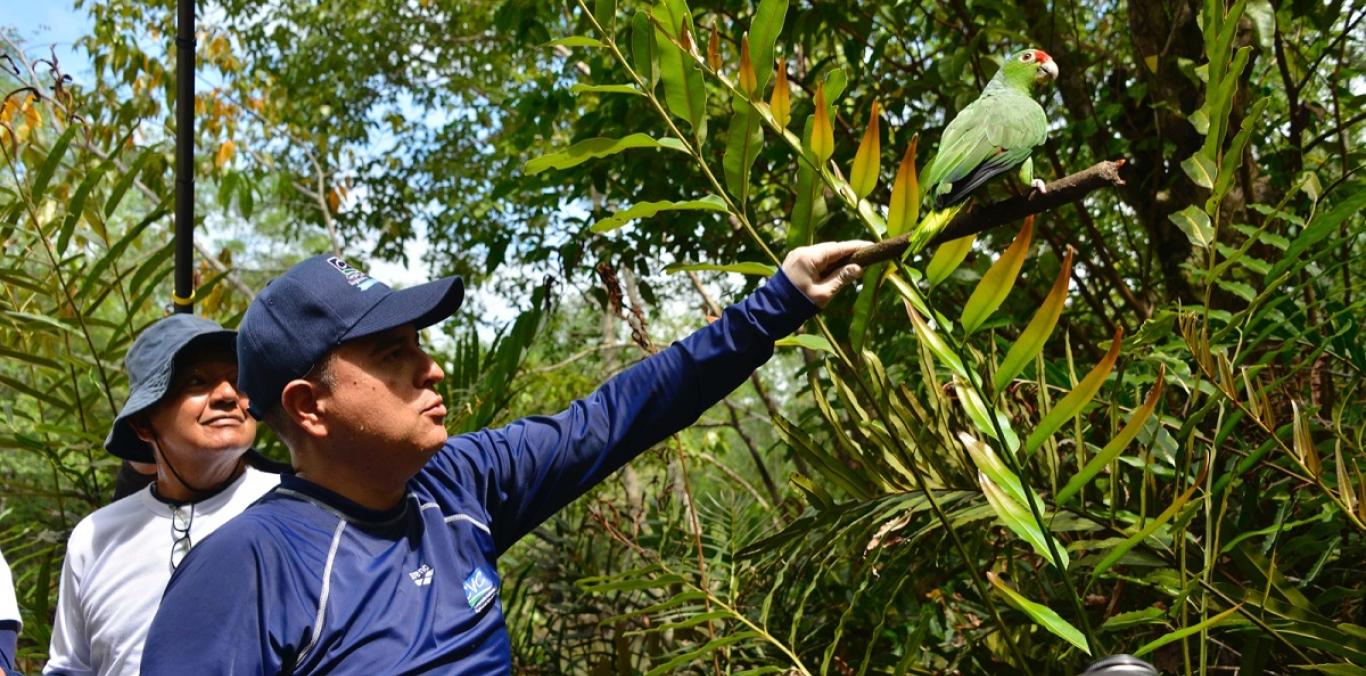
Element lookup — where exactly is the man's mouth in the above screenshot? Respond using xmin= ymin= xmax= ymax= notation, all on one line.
xmin=422 ymin=399 xmax=447 ymax=419
xmin=203 ymin=415 xmax=245 ymax=427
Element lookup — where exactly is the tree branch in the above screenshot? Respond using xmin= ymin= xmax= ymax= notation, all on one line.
xmin=840 ymin=160 xmax=1127 ymax=269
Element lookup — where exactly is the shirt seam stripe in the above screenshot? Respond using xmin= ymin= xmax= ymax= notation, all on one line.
xmin=296 ymin=518 xmax=346 ymax=665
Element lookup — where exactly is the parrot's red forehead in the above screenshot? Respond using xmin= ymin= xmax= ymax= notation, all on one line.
xmin=1034 ymin=50 xmax=1052 ymax=63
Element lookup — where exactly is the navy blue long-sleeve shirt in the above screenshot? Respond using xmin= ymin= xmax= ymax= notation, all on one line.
xmin=140 ymin=271 xmax=817 ymax=674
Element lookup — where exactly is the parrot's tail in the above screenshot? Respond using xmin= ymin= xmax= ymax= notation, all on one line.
xmin=907 ymin=204 xmax=964 ymax=256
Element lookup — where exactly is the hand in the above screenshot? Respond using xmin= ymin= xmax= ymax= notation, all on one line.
xmin=781 ymin=240 xmax=872 ymax=308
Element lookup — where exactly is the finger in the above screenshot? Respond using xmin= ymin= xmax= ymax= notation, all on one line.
xmin=813 ymin=264 xmax=864 ymax=297
xmin=805 ymin=239 xmax=874 ymax=266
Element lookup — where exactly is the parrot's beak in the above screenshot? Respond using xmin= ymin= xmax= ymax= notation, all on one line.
xmin=1038 ymin=58 xmax=1059 ymax=83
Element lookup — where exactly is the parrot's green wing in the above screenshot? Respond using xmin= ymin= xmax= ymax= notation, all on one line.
xmin=923 ymin=90 xmax=1048 ymax=209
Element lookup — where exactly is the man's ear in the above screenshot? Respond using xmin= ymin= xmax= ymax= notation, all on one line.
xmin=129 ymin=414 xmax=155 ymax=444
xmin=280 ymin=379 xmax=328 ymax=439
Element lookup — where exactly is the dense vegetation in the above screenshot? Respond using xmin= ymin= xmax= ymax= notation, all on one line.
xmin=2 ymin=0 xmax=1364 ymax=672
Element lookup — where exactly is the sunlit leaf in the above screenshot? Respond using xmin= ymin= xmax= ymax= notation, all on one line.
xmin=906 ymin=303 xmax=966 ymax=378
xmin=769 ymin=58 xmax=790 ymax=129
xmin=653 ymin=2 xmax=708 ymax=137
xmin=925 ymin=234 xmax=973 ymax=288
xmin=961 ymin=216 xmax=1034 ymax=334
xmin=994 ymin=247 xmax=1073 ymax=391
xmin=979 ymin=473 xmax=1069 ymax=570
xmin=1292 ymin=401 xmax=1320 ymax=478
xmin=592 ymin=195 xmax=729 ymax=233
xmin=848 ymin=102 xmax=880 ymax=200
xmin=523 ymin=134 xmax=686 ymax=174
xmin=570 ymin=83 xmax=643 ymax=96
xmin=1024 ymin=325 xmax=1124 ymax=456
xmin=774 ymin=334 xmax=835 ymax=353
xmin=1057 ymin=366 xmax=1166 ymax=505
xmin=809 ymin=82 xmax=833 ymax=163
xmin=737 ymin=37 xmax=756 ymax=95
xmin=545 ymin=36 xmax=603 ymax=49
xmin=988 ymin=572 xmax=1089 ymax=653
xmin=664 ymin=260 xmax=776 ymax=277
xmin=1092 ymin=463 xmax=1208 ymax=578
xmin=885 ymin=137 xmax=918 ymax=237
xmin=1134 ymin=605 xmax=1241 ymax=657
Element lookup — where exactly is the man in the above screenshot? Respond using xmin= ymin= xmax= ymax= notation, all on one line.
xmin=142 ymin=243 xmax=865 ymax=673
xmin=1 ymin=548 xmax=19 ymax=675
xmin=45 ymin=315 xmax=282 ymax=676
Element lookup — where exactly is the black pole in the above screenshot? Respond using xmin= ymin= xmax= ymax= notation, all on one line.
xmin=173 ymin=0 xmax=195 ymax=314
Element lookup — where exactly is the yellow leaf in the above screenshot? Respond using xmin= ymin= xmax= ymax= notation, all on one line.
xmin=995 ymin=246 xmax=1073 ymax=391
xmin=886 ymin=135 xmax=919 ymax=237
xmin=1024 ymin=324 xmax=1124 ymax=455
xmin=326 ymin=186 xmax=342 ymax=214
xmin=926 ymin=235 xmax=974 ymax=287
xmin=1336 ymin=440 xmax=1355 ymax=519
xmin=23 ymin=95 xmax=41 ymax=131
xmin=738 ymin=36 xmax=756 ymax=96
xmin=707 ymin=24 xmax=720 ymax=70
xmin=1292 ymin=401 xmax=1320 ymax=478
xmin=848 ymin=101 xmax=881 ymax=200
xmin=769 ymin=58 xmax=790 ymax=129
xmin=961 ymin=216 xmax=1034 ymax=334
xmin=809 ymin=83 xmax=833 ymax=163
xmin=215 ymin=140 xmax=236 ymax=169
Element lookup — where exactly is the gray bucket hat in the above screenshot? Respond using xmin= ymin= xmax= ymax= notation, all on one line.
xmin=104 ymin=314 xmax=237 ymax=462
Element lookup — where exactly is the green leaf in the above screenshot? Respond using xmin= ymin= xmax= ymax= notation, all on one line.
xmin=988 ymin=572 xmax=1089 ymax=654
xmin=591 ymin=195 xmax=728 ymax=233
xmin=747 ymin=0 xmax=788 ymax=93
xmin=644 ymin=632 xmax=763 ymax=676
xmin=104 ymin=148 xmax=155 ymax=218
xmin=652 ymin=0 xmax=707 ymax=137
xmin=1092 ymin=465 xmax=1207 ymax=579
xmin=30 ymin=125 xmax=77 ymax=204
xmin=1056 ymin=369 xmax=1165 ymax=505
xmin=570 ymin=83 xmax=642 ymax=96
xmin=630 ymin=11 xmax=659 ymax=87
xmin=1024 ymin=326 xmax=1123 ymax=456
xmin=1267 ymin=188 xmax=1366 ymax=281
xmin=1169 ymin=205 xmax=1214 ymax=248
xmin=593 ymin=0 xmax=616 ymax=31
xmin=722 ymin=99 xmax=764 ymax=207
xmin=1134 ymin=605 xmax=1241 ymax=656
xmin=961 ymin=217 xmax=1033 ymax=334
xmin=994 ymin=247 xmax=1073 ymax=391
xmin=1180 ymin=151 xmax=1216 ymax=190
xmin=906 ymin=304 xmax=966 ymax=378
xmin=959 ymin=433 xmax=1031 ymax=507
xmin=925 ymin=235 xmax=972 ymax=288
xmin=523 ymin=134 xmax=686 ymax=174
xmin=774 ymin=334 xmax=834 ymax=353
xmin=849 ymin=262 xmax=884 ymax=352
xmin=57 ymin=162 xmax=109 ymax=256
xmin=544 ymin=36 xmax=603 ymax=48
xmin=664 ymin=260 xmax=776 ymax=277
xmin=787 ymin=117 xmax=823 ymax=248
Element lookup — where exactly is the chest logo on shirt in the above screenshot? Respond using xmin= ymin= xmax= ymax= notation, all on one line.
xmin=408 ymin=564 xmax=434 ymax=587
xmin=463 ymin=566 xmax=498 ymax=612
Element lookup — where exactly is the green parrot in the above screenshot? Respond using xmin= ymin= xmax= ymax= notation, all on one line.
xmin=910 ymin=48 xmax=1059 ymax=253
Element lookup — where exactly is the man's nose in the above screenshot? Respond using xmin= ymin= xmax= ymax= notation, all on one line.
xmin=209 ymin=377 xmax=243 ymax=406
xmin=418 ymin=350 xmax=444 ymax=388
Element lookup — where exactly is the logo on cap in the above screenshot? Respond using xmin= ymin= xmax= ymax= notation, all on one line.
xmin=326 ymin=256 xmax=379 ymax=291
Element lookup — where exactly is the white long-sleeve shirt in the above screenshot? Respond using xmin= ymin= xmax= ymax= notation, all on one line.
xmin=44 ymin=467 xmax=278 ymax=676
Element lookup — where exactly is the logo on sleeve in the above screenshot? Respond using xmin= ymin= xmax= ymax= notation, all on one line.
xmin=408 ymin=564 xmax=434 ymax=587
xmin=462 ymin=566 xmax=498 ymax=612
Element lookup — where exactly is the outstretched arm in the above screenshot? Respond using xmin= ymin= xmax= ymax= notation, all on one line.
xmin=427 ymin=242 xmax=866 ymax=553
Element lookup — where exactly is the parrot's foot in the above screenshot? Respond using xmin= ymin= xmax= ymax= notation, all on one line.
xmin=1030 ymin=178 xmax=1048 ymax=196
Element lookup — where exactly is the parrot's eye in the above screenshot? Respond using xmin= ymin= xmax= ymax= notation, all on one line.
xmin=1021 ymin=52 xmax=1034 ymax=62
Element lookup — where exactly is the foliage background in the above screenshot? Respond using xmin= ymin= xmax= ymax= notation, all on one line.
xmin=2 ymin=0 xmax=1364 ymax=673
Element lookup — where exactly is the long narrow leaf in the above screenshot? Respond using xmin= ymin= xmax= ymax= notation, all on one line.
xmin=1092 ymin=463 xmax=1208 ymax=579
xmin=980 ymin=472 xmax=1068 ymax=569
xmin=1057 ymin=367 xmax=1166 ymax=505
xmin=925 ymin=235 xmax=973 ymax=288
xmin=961 ymin=216 xmax=1034 ymax=334
xmin=1133 ymin=605 xmax=1241 ymax=657
xmin=523 ymin=134 xmax=685 ymax=174
xmin=994 ymin=246 xmax=1073 ymax=391
xmin=987 ymin=571 xmax=1090 ymax=654
xmin=592 ymin=195 xmax=728 ymax=233
xmin=1024 ymin=325 xmax=1123 ymax=456
xmin=885 ymin=137 xmax=918 ymax=238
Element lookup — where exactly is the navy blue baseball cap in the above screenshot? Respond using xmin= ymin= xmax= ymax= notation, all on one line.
xmin=237 ymin=254 xmax=464 ymax=419
xmin=106 ymin=314 xmax=237 ymax=462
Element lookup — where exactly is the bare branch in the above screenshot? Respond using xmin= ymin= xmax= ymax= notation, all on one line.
xmin=840 ymin=160 xmax=1127 ymax=269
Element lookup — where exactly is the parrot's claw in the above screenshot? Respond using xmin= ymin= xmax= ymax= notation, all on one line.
xmin=1030 ymin=178 xmax=1048 ymax=195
